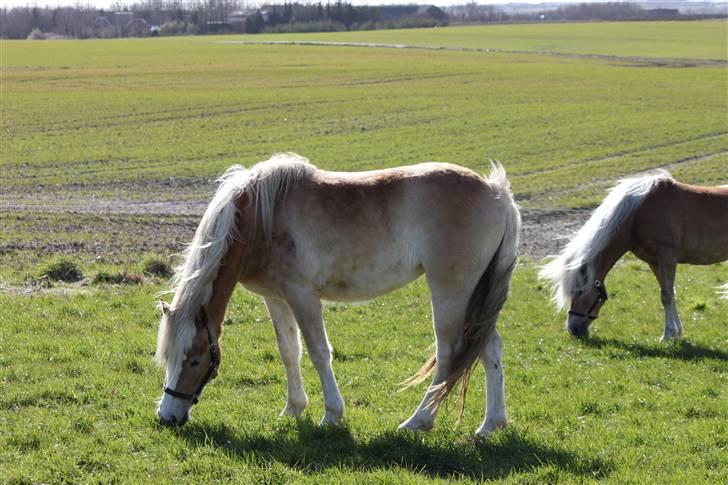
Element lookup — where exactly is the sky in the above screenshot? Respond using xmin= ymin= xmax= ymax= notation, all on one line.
xmin=1 ymin=0 xmax=636 ymax=8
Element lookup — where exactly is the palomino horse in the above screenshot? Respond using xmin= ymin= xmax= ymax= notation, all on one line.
xmin=540 ymin=170 xmax=728 ymax=340
xmin=155 ymin=153 xmax=520 ymax=437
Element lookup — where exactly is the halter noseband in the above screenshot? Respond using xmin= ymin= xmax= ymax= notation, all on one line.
xmin=164 ymin=324 xmax=220 ymax=405
xmin=568 ymin=279 xmax=609 ymax=321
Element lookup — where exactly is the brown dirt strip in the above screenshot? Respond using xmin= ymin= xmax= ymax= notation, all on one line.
xmin=218 ymin=40 xmax=728 ymax=68
xmin=1 ymin=197 xmax=588 ymax=259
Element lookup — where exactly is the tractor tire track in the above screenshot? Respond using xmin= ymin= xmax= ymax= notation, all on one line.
xmin=220 ymin=40 xmax=728 ymax=68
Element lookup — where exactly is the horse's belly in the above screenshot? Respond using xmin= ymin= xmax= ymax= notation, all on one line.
xmin=678 ymin=247 xmax=728 ymax=265
xmin=318 ymin=261 xmax=424 ymax=302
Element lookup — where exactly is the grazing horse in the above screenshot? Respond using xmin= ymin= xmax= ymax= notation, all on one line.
xmin=155 ymin=153 xmax=520 ymax=437
xmin=540 ymin=170 xmax=728 ymax=341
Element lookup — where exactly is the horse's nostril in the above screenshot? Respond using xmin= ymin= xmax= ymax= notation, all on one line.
xmin=170 ymin=415 xmax=178 ymax=425
xmin=568 ymin=325 xmax=588 ymax=338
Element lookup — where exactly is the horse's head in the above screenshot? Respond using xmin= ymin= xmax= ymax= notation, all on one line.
xmin=566 ymin=265 xmax=609 ymax=338
xmin=156 ymin=303 xmax=220 ymax=426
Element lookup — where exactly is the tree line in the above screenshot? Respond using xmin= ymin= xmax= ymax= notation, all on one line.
xmin=1 ymin=1 xmax=447 ymax=39
xmin=449 ymin=2 xmax=724 ymax=24
xmin=3 ymin=2 xmax=723 ymax=40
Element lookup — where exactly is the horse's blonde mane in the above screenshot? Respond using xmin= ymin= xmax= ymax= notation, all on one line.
xmin=155 ymin=153 xmax=314 ymax=368
xmin=539 ymin=170 xmax=673 ymax=310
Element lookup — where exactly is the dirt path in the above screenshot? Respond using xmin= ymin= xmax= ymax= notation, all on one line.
xmin=1 ymin=192 xmax=589 ymax=259
xmin=219 ymin=40 xmax=728 ymax=68
xmin=519 ymin=208 xmax=590 ymax=259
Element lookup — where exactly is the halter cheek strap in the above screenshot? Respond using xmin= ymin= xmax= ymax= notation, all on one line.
xmin=568 ymin=279 xmax=609 ymax=321
xmin=164 ymin=325 xmax=220 ymax=405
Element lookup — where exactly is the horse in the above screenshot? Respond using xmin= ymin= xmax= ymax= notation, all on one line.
xmin=155 ymin=153 xmax=520 ymax=437
xmin=539 ymin=170 xmax=728 ymax=341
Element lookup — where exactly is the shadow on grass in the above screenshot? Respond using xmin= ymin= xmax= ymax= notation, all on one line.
xmin=176 ymin=418 xmax=611 ymax=480
xmin=582 ymin=336 xmax=728 ymax=361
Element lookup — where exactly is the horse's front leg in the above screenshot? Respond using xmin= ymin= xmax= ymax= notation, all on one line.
xmin=650 ymin=259 xmax=682 ymax=341
xmin=285 ymin=289 xmax=345 ymax=425
xmin=265 ymin=297 xmax=308 ymax=417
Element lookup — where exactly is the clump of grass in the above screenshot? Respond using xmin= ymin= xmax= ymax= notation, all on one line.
xmin=142 ymin=256 xmax=173 ymax=278
xmin=92 ymin=271 xmax=144 ymax=285
xmin=689 ymin=299 xmax=707 ymax=312
xmin=37 ymin=257 xmax=85 ymax=282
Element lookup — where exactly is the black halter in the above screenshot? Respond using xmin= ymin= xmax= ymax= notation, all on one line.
xmin=568 ymin=279 xmax=609 ymax=321
xmin=164 ymin=325 xmax=220 ymax=405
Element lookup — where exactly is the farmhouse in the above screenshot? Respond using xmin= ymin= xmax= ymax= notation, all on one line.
xmin=126 ymin=17 xmax=151 ymax=37
xmin=92 ymin=16 xmax=113 ymax=38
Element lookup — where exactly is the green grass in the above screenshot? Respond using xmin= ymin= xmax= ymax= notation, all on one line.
xmin=2 ymin=22 xmax=726 ymax=212
xmin=1 ymin=262 xmax=726 ymax=482
xmin=1 ymin=22 xmax=727 ymax=482
xmin=237 ymin=20 xmax=728 ymax=61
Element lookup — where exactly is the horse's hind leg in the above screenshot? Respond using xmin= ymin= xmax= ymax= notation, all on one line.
xmin=650 ymin=258 xmax=683 ymax=341
xmin=476 ymin=329 xmax=507 ymax=437
xmin=399 ymin=291 xmax=469 ymax=432
xmin=284 ymin=289 xmax=345 ymax=425
xmin=265 ymin=297 xmax=308 ymax=417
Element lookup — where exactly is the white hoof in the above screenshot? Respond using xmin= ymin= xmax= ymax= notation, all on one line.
xmin=398 ymin=416 xmax=434 ymax=433
xmin=475 ymin=418 xmax=507 ymax=437
xmin=279 ymin=397 xmax=308 ymax=417
xmin=319 ymin=402 xmax=344 ymax=426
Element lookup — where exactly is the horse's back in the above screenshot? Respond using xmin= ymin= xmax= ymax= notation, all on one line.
xmin=634 ymin=179 xmax=728 ymax=264
xmin=309 ymin=162 xmax=509 ymax=250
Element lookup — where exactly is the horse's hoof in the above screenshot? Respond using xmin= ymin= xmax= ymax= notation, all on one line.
xmin=398 ymin=417 xmax=434 ymax=433
xmin=319 ymin=415 xmax=342 ymax=426
xmin=319 ymin=404 xmax=344 ymax=426
xmin=280 ymin=396 xmax=308 ymax=417
xmin=280 ymin=405 xmax=305 ymax=418
xmin=475 ymin=419 xmax=507 ymax=437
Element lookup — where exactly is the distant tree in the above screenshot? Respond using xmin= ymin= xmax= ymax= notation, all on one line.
xmin=244 ymin=11 xmax=264 ymax=33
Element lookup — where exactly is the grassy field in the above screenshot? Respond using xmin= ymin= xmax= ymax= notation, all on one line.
xmin=2 ymin=21 xmax=726 ymax=216
xmin=241 ymin=20 xmax=728 ymax=60
xmin=1 ymin=21 xmax=727 ymax=483
xmin=1 ymin=261 xmax=726 ymax=483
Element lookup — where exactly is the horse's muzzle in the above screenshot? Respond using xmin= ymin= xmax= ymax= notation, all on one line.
xmin=158 ymin=412 xmax=189 ymax=427
xmin=567 ymin=325 xmax=589 ymax=339
xmin=567 ymin=317 xmax=590 ymax=338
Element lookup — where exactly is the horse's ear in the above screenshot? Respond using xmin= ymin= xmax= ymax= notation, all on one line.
xmin=160 ymin=301 xmax=172 ymax=316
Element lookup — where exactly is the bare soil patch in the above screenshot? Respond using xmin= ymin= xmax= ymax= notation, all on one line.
xmin=519 ymin=208 xmax=591 ymax=259
xmin=1 ymin=188 xmax=588 ymax=259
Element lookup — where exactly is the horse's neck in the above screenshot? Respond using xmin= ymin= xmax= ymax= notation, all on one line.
xmin=207 ymin=246 xmax=244 ymax=329
xmin=206 ymin=199 xmax=271 ymax=328
xmin=594 ymin=223 xmax=632 ymax=279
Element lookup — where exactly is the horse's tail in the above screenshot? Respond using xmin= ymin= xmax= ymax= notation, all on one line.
xmin=403 ymin=163 xmax=520 ymax=414
xmin=719 ymin=282 xmax=728 ymax=300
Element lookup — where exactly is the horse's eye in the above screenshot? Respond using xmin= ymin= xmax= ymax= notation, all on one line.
xmin=189 ymin=359 xmax=201 ymax=367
